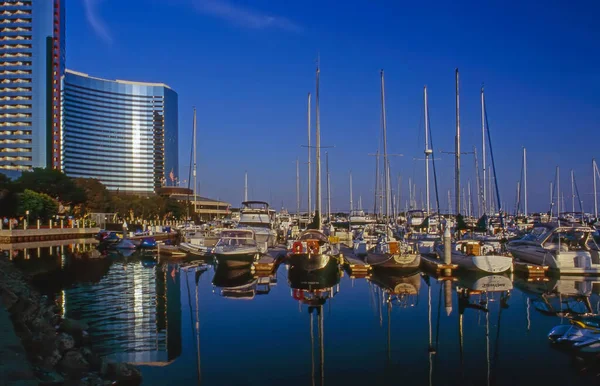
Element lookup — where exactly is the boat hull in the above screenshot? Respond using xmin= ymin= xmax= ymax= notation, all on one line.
xmin=364 ymin=252 xmax=421 ymax=270
xmin=508 ymin=244 xmax=600 ymax=275
xmin=213 ymin=250 xmax=259 ymax=268
xmin=287 ymin=252 xmax=331 ymax=272
xmin=436 ymin=245 xmax=512 ymax=273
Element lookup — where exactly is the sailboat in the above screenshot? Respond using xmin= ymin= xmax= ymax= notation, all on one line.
xmin=355 ymin=70 xmax=420 ymax=270
xmin=432 ymin=74 xmax=512 ymax=274
xmin=288 ymin=61 xmax=338 ymax=272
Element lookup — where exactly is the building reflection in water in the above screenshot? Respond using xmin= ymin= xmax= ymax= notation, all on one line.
xmin=59 ymin=259 xmax=182 ymax=365
xmin=288 ymin=260 xmax=341 ymax=386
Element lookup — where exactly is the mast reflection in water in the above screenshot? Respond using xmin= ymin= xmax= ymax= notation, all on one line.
xmin=24 ymin=244 xmax=600 ymax=386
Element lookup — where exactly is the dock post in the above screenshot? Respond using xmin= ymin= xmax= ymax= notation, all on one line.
xmin=443 ymin=225 xmax=452 ymax=276
xmin=49 ymin=220 xmax=52 ymax=229
xmin=37 ymin=219 xmax=40 ymax=229
xmin=9 ymin=220 xmax=12 ymax=230
xmin=61 ymin=220 xmax=63 ymax=229
xmin=23 ymin=221 xmax=26 ymax=230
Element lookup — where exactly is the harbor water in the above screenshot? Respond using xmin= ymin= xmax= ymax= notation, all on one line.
xmin=7 ymin=243 xmax=600 ymax=386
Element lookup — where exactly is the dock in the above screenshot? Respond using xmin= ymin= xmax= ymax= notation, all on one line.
xmin=420 ymin=255 xmax=459 ymax=275
xmin=157 ymin=244 xmax=186 ymax=258
xmin=0 ymin=228 xmax=100 ymax=244
xmin=253 ymin=248 xmax=286 ymax=275
xmin=513 ymin=260 xmax=549 ymax=278
xmin=340 ymin=247 xmax=371 ymax=278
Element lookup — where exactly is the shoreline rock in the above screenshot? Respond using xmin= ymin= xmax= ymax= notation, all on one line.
xmin=0 ymin=255 xmax=142 ymax=385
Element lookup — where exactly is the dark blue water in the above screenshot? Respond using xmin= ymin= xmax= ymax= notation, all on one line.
xmin=8 ymin=244 xmax=600 ymax=386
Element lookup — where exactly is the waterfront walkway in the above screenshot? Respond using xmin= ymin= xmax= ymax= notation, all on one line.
xmin=0 ymin=301 xmax=37 ymax=385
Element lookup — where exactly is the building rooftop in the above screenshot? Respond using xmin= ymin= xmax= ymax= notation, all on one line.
xmin=65 ymin=69 xmax=172 ymax=90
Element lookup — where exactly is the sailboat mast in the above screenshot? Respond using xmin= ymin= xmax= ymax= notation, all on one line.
xmin=307 ymin=92 xmax=312 ymax=216
xmin=326 ymin=152 xmax=331 ymax=221
xmin=296 ymin=159 xmax=300 ymax=216
xmin=467 ymin=180 xmax=472 ymax=218
xmin=373 ymin=151 xmax=379 ymax=217
xmin=571 ymin=169 xmax=576 ymax=213
xmin=424 ymin=85 xmax=431 ymax=217
xmin=557 ymin=166 xmax=560 ymax=218
xmin=455 ymin=69 xmax=461 ymax=215
xmin=523 ymin=147 xmax=528 ymax=217
xmin=594 ymin=158 xmax=598 ymax=218
xmin=244 ymin=171 xmax=248 ymax=201
xmin=349 ymin=171 xmax=353 ymax=212
xmin=481 ymin=86 xmax=487 ymax=215
xmin=193 ymin=107 xmax=198 ymax=214
xmin=315 ymin=63 xmax=322 ymax=228
xmin=380 ymin=70 xmax=390 ymax=219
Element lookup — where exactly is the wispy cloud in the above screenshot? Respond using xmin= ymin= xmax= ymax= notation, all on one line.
xmin=191 ymin=0 xmax=302 ymax=32
xmin=83 ymin=0 xmax=112 ymax=43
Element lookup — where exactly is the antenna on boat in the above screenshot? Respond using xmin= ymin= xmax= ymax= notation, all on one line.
xmin=349 ymin=170 xmax=353 ymax=212
xmin=326 ymin=151 xmax=331 ymax=222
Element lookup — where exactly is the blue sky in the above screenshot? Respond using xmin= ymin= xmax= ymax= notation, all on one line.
xmin=69 ymin=0 xmax=600 ymax=213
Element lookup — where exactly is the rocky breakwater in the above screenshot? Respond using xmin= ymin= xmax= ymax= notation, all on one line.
xmin=0 ymin=256 xmax=142 ymax=385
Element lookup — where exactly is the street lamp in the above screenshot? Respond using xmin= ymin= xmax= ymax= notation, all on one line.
xmin=25 ymin=210 xmax=29 ymax=228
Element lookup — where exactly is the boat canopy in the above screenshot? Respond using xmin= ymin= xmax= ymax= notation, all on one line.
xmin=241 ymin=201 xmax=270 ymax=210
xmin=298 ymin=229 xmax=329 ymax=243
xmin=220 ymin=229 xmax=255 ymax=239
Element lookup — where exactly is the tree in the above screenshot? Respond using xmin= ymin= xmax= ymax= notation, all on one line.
xmin=14 ymin=168 xmax=85 ymax=205
xmin=0 ymin=173 xmax=17 ymax=217
xmin=74 ymin=178 xmax=112 ymax=213
xmin=17 ymin=189 xmax=58 ymax=221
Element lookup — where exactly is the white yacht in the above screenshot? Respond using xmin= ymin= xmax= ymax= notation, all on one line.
xmin=237 ymin=201 xmax=277 ymax=250
xmin=349 ymin=209 xmax=369 ymax=228
xmin=435 ymin=239 xmax=513 ymax=273
xmin=507 ymin=224 xmax=600 ymax=275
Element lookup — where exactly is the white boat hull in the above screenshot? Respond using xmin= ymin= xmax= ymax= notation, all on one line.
xmin=508 ymin=245 xmax=600 ymax=275
xmin=436 ymin=245 xmax=512 ymax=273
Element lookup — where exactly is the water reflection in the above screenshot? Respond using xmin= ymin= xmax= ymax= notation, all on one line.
xmin=7 ymin=239 xmax=600 ymax=385
xmin=212 ymin=264 xmax=276 ymax=299
xmin=288 ymin=260 xmax=341 ymax=386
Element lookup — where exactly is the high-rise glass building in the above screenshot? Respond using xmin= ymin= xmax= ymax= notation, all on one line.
xmin=61 ymin=69 xmax=179 ymax=194
xmin=0 ymin=0 xmax=65 ymax=178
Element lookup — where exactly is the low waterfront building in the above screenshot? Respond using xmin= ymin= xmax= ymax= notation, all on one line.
xmin=157 ymin=186 xmax=231 ymax=221
xmin=61 ymin=69 xmax=178 ymax=194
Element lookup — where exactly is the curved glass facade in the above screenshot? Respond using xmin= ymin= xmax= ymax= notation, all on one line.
xmin=62 ymin=70 xmax=178 ymax=193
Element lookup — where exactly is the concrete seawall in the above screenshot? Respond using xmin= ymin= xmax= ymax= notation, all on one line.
xmin=0 ymin=228 xmax=100 ymax=244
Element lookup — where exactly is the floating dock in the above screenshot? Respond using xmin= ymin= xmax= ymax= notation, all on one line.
xmin=253 ymin=248 xmax=286 ymax=274
xmin=157 ymin=244 xmax=186 ymax=258
xmin=513 ymin=260 xmax=549 ymax=277
xmin=420 ymin=255 xmax=458 ymax=275
xmin=340 ymin=247 xmax=371 ymax=278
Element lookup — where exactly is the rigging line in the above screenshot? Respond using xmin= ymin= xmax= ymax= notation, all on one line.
xmin=483 ymin=98 xmax=503 ymax=228
xmin=426 ymin=101 xmax=441 ymax=216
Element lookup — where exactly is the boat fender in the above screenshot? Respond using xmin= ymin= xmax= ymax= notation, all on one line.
xmin=292 ymin=241 xmax=303 ymax=254
xmin=306 ymin=240 xmax=319 ymax=254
